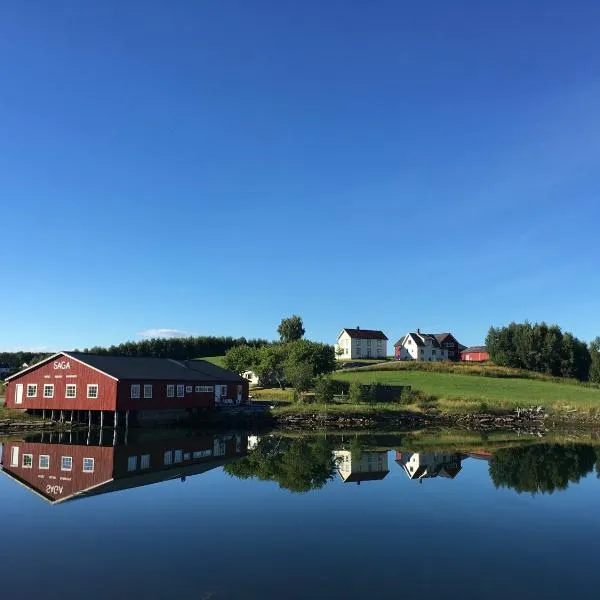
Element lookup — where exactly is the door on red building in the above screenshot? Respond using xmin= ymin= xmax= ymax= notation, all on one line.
xmin=15 ymin=384 xmax=23 ymax=404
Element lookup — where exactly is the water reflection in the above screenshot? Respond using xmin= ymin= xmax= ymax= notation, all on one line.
xmin=3 ymin=431 xmax=600 ymax=501
xmin=0 ymin=429 xmax=248 ymax=504
xmin=396 ymin=451 xmax=464 ymax=481
xmin=489 ymin=443 xmax=597 ymax=494
xmin=333 ymin=449 xmax=389 ymax=484
xmin=224 ymin=436 xmax=337 ymax=492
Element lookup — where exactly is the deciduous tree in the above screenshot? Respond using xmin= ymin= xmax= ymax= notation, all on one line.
xmin=277 ymin=315 xmax=305 ymax=343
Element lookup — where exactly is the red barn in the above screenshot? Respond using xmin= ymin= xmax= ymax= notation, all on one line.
xmin=4 ymin=352 xmax=249 ymax=425
xmin=460 ymin=346 xmax=490 ymax=362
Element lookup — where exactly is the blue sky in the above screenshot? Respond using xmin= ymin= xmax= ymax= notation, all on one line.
xmin=1 ymin=0 xmax=599 ymax=352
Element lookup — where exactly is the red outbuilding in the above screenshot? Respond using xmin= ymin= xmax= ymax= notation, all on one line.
xmin=460 ymin=346 xmax=490 ymax=362
xmin=4 ymin=352 xmax=249 ymax=426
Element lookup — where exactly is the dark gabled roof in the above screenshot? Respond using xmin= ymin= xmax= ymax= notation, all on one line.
xmin=438 ymin=464 xmax=462 ymax=479
xmin=64 ymin=352 xmax=244 ymax=382
xmin=342 ymin=328 xmax=388 ymax=341
xmin=461 ymin=346 xmax=488 ymax=354
xmin=394 ymin=333 xmax=437 ymax=347
xmin=340 ymin=470 xmax=389 ymax=483
xmin=60 ymin=458 xmax=236 ymax=503
xmin=395 ymin=332 xmax=465 ymax=349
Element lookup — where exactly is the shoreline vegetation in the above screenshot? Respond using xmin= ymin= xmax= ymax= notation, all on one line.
xmin=248 ymin=360 xmax=600 ymax=427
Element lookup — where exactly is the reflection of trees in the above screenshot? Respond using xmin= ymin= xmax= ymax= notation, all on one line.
xmin=489 ymin=444 xmax=596 ymax=494
xmin=224 ymin=436 xmax=337 ymax=493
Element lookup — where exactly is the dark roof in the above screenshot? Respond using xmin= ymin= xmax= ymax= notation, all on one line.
xmin=438 ymin=465 xmax=462 ymax=479
xmin=394 ymin=333 xmax=438 ymax=347
xmin=340 ymin=470 xmax=389 ymax=483
xmin=343 ymin=328 xmax=388 ymax=341
xmin=65 ymin=352 xmax=244 ymax=382
xmin=461 ymin=346 xmax=488 ymax=354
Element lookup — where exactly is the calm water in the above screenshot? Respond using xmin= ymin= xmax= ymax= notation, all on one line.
xmin=1 ymin=428 xmax=600 ymax=600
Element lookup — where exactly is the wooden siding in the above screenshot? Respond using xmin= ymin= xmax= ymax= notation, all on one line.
xmin=4 ymin=354 xmax=118 ymax=411
xmin=116 ymin=380 xmax=249 ymax=410
xmin=460 ymin=351 xmax=490 ymax=362
xmin=4 ymin=353 xmax=250 ymax=413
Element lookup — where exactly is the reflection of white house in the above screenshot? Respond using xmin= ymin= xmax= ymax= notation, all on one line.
xmin=333 ymin=450 xmax=390 ymax=484
xmin=395 ymin=452 xmax=463 ymax=480
xmin=335 ymin=327 xmax=388 ymax=360
xmin=394 ymin=330 xmax=448 ymax=362
xmin=242 ymin=370 xmax=260 ymax=386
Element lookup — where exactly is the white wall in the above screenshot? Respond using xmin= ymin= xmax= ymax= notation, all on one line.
xmin=397 ymin=334 xmax=447 ymax=362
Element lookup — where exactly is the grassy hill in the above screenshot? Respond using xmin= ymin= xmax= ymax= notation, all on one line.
xmin=333 ymin=361 xmax=600 ymax=414
xmin=197 ymin=355 xmax=227 ymax=368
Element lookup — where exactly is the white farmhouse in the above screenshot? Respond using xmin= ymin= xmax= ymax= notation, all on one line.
xmin=335 ymin=327 xmax=388 ymax=360
xmin=394 ymin=330 xmax=449 ymax=362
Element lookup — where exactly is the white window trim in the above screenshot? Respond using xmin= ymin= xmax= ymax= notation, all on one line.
xmin=141 ymin=454 xmax=151 ymax=469
xmin=83 ymin=458 xmax=95 ymax=473
xmin=61 ymin=456 xmax=73 ymax=472
xmin=167 ymin=384 xmax=175 ymax=398
xmin=127 ymin=456 xmax=138 ymax=471
xmin=176 ymin=384 xmax=185 ymax=398
xmin=39 ymin=455 xmax=50 ymax=470
xmin=22 ymin=454 xmax=33 ymax=468
xmin=185 ymin=385 xmax=193 ymax=393
xmin=65 ymin=383 xmax=77 ymax=399
xmin=143 ymin=384 xmax=153 ymax=399
xmin=27 ymin=384 xmax=38 ymax=398
xmin=131 ymin=384 xmax=140 ymax=399
xmin=43 ymin=384 xmax=55 ymax=398
xmin=87 ymin=384 xmax=99 ymax=399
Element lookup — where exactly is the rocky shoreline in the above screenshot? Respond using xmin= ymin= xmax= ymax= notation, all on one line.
xmin=274 ymin=406 xmax=556 ymax=433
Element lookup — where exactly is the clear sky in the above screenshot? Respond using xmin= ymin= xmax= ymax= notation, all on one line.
xmin=1 ymin=0 xmax=599 ymax=352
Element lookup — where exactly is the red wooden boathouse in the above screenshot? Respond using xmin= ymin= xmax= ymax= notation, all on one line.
xmin=460 ymin=346 xmax=490 ymax=362
xmin=4 ymin=352 xmax=249 ymax=426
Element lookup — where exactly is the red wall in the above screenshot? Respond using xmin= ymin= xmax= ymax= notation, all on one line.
xmin=4 ymin=355 xmax=118 ymax=411
xmin=116 ymin=380 xmax=248 ymax=410
xmin=5 ymin=354 xmax=250 ymax=412
xmin=1 ymin=441 xmax=115 ymax=502
xmin=460 ymin=351 xmax=490 ymax=362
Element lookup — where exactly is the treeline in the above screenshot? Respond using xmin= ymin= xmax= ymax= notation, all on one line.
xmin=486 ymin=322 xmax=600 ymax=382
xmin=0 ymin=352 xmax=52 ymax=371
xmin=78 ymin=336 xmax=268 ymax=361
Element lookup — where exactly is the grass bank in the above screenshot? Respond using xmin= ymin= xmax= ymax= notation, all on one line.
xmin=333 ymin=366 xmax=600 ymax=416
xmin=0 ymin=406 xmax=41 ymax=421
xmin=197 ymin=356 xmax=227 ymax=368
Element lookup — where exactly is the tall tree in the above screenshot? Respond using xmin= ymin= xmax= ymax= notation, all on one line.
xmin=589 ymin=337 xmax=600 ymax=383
xmin=277 ymin=315 xmax=305 ymax=343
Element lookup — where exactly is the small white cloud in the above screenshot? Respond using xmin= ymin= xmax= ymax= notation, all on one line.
xmin=137 ymin=328 xmax=190 ymax=339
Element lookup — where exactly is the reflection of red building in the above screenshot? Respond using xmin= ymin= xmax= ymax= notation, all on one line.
xmin=1 ymin=432 xmax=247 ymax=504
xmin=4 ymin=352 xmax=249 ymax=425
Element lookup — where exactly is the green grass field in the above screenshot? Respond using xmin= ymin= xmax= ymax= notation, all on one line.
xmin=197 ymin=356 xmax=227 ymax=368
xmin=333 ymin=368 xmax=600 ymax=413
